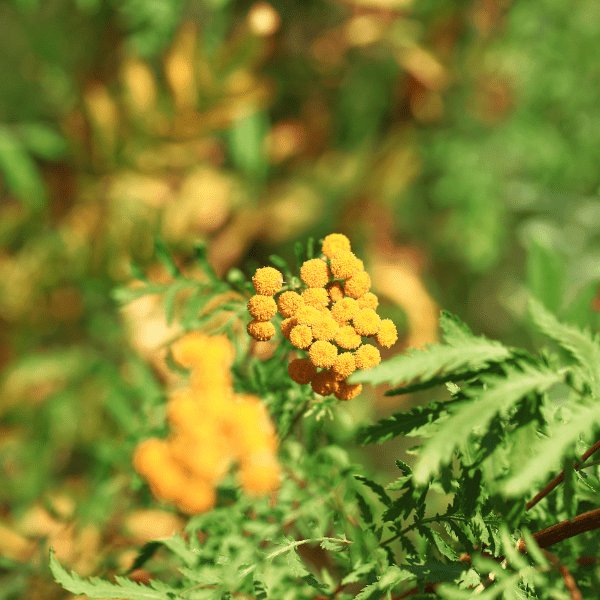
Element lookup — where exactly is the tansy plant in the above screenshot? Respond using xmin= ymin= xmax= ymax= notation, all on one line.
xmin=247 ymin=234 xmax=397 ymax=401
xmin=51 ymin=236 xmax=600 ymax=599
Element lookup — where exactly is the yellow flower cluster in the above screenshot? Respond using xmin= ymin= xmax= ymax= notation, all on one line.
xmin=133 ymin=333 xmax=280 ymax=513
xmin=248 ymin=234 xmax=398 ymax=400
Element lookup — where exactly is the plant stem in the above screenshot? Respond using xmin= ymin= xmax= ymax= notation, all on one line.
xmin=526 ymin=439 xmax=600 ymax=511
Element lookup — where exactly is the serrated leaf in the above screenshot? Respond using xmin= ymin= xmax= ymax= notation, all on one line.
xmin=49 ymin=549 xmax=169 ymax=599
xmin=320 ymin=538 xmax=346 ymax=552
xmin=161 ymin=533 xmax=197 ymax=568
xmin=429 ymin=530 xmax=460 ymax=562
xmin=341 ymin=562 xmax=374 ymax=586
xmin=413 ymin=364 xmax=563 ymax=485
xmin=529 ymin=297 xmax=600 ymax=397
xmin=285 ymin=548 xmax=307 ymax=577
xmin=349 ymin=317 xmax=511 ymax=388
xmin=396 ymin=460 xmax=413 ymax=475
xmin=355 ymin=492 xmax=373 ymax=525
xmin=254 ymin=576 xmax=268 ymax=600
xmin=502 ymin=401 xmax=600 ymax=496
xmin=439 ymin=311 xmax=476 ymax=345
xmin=356 ymin=399 xmax=465 ymax=445
xmin=354 ymin=475 xmax=391 ymax=506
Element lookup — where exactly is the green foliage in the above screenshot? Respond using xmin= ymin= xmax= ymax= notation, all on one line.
xmin=350 ymin=311 xmax=513 ymax=394
xmin=50 ymin=273 xmax=600 ymax=599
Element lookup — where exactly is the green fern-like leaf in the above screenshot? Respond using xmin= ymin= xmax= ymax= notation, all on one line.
xmin=349 ymin=312 xmax=512 ymax=390
xmin=413 ymin=364 xmax=563 ymax=486
xmin=529 ymin=297 xmax=600 ymax=397
xmin=502 ymin=401 xmax=600 ymax=497
xmin=356 ymin=398 xmax=466 ymax=445
xmin=49 ymin=549 xmax=170 ymax=600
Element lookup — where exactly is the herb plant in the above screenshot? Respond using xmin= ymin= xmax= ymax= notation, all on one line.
xmin=51 ymin=236 xmax=600 ymax=599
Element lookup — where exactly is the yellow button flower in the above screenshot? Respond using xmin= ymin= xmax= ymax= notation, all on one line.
xmin=170 ymin=431 xmax=232 ymax=481
xmin=280 ymin=316 xmax=298 ymax=339
xmin=171 ymin=332 xmax=234 ymax=370
xmin=330 ymin=250 xmax=360 ymax=279
xmin=296 ymin=305 xmax=323 ymax=327
xmin=247 ymin=295 xmax=277 ymax=321
xmin=353 ymin=308 xmax=381 ymax=336
xmin=334 ymin=380 xmax=362 ymax=401
xmin=288 ymin=358 xmax=317 ymax=384
xmin=240 ymin=452 xmax=281 ymax=495
xmin=301 ymin=287 xmax=330 ymax=307
xmin=376 ymin=318 xmax=398 ymax=348
xmin=322 ymin=233 xmax=351 ymax=259
xmin=175 ymin=478 xmax=216 ymax=514
xmin=247 ymin=320 xmax=276 ymax=341
xmin=334 ymin=325 xmax=362 ymax=349
xmin=252 ymin=267 xmax=283 ymax=295
xmin=166 ymin=390 xmax=203 ymax=432
xmin=331 ymin=352 xmax=356 ymax=381
xmin=311 ymin=369 xmax=339 ymax=396
xmin=326 ymin=280 xmax=345 ymax=303
xmin=289 ymin=324 xmax=313 ymax=349
xmin=277 ymin=291 xmax=304 ymax=317
xmin=300 ymin=258 xmax=330 ymax=288
xmin=357 ymin=292 xmax=379 ymax=310
xmin=344 ymin=271 xmax=371 ymax=299
xmin=354 ymin=344 xmax=381 ymax=369
xmin=331 ymin=297 xmax=359 ymax=323
xmin=312 ymin=315 xmax=339 ymax=341
xmin=133 ymin=438 xmax=169 ymax=480
xmin=308 ymin=340 xmax=338 ymax=368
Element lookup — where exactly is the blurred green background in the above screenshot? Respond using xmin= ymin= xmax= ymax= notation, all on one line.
xmin=2 ymin=0 xmax=600 ymax=597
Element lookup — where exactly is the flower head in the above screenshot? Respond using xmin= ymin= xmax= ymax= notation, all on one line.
xmin=326 ymin=280 xmax=345 ymax=303
xmin=330 ymin=250 xmax=360 ymax=279
xmin=277 ymin=290 xmax=304 ymax=317
xmin=247 ymin=320 xmax=276 ymax=341
xmin=322 ymin=233 xmax=351 ymax=259
xmin=252 ymin=267 xmax=283 ymax=295
xmin=289 ymin=324 xmax=313 ymax=349
xmin=172 ymin=332 xmax=234 ymax=370
xmin=300 ymin=258 xmax=330 ymax=288
xmin=312 ymin=315 xmax=339 ymax=341
xmin=334 ymin=380 xmax=362 ymax=401
xmin=308 ymin=340 xmax=338 ymax=368
xmin=376 ymin=319 xmax=398 ymax=348
xmin=344 ymin=271 xmax=371 ymax=299
xmin=354 ymin=344 xmax=381 ymax=369
xmin=353 ymin=308 xmax=381 ymax=336
xmin=281 ymin=316 xmax=298 ymax=339
xmin=331 ymin=297 xmax=359 ymax=323
xmin=288 ymin=358 xmax=317 ymax=384
xmin=357 ymin=292 xmax=379 ymax=310
xmin=301 ymin=287 xmax=330 ymax=307
xmin=311 ymin=369 xmax=339 ymax=396
xmin=240 ymin=453 xmax=281 ymax=495
xmin=175 ymin=479 xmax=216 ymax=514
xmin=296 ymin=305 xmax=323 ymax=327
xmin=331 ymin=352 xmax=356 ymax=381
xmin=334 ymin=325 xmax=362 ymax=349
xmin=247 ymin=295 xmax=277 ymax=321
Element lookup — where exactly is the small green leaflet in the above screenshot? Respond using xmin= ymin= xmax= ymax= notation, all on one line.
xmin=413 ymin=364 xmax=563 ymax=486
xmin=353 ymin=475 xmax=392 ymax=506
xmin=349 ymin=311 xmax=511 ymax=389
xmin=529 ymin=297 xmax=600 ymax=397
xmin=49 ymin=548 xmax=169 ymax=600
xmin=502 ymin=401 xmax=600 ymax=496
xmin=356 ymin=398 xmax=466 ymax=445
